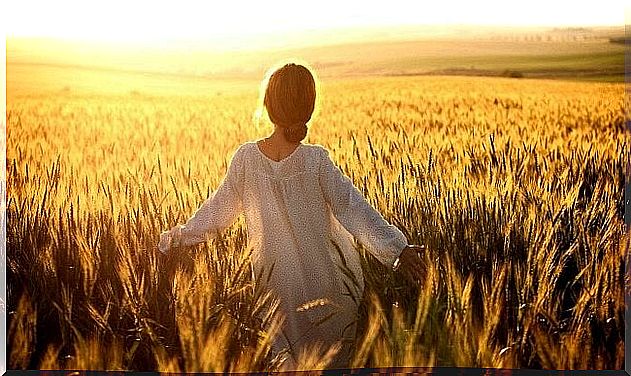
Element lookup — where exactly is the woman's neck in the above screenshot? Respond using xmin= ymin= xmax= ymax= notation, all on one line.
xmin=257 ymin=127 xmax=301 ymax=162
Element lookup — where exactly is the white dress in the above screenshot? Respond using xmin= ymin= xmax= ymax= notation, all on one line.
xmin=159 ymin=141 xmax=408 ymax=368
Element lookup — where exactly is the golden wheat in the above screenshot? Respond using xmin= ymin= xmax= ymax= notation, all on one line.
xmin=7 ymin=75 xmax=628 ymax=371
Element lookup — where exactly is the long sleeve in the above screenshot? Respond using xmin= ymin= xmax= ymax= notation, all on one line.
xmin=318 ymin=147 xmax=408 ymax=268
xmin=159 ymin=146 xmax=244 ymax=252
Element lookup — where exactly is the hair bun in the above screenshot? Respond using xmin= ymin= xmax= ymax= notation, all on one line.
xmin=283 ymin=123 xmax=308 ymax=143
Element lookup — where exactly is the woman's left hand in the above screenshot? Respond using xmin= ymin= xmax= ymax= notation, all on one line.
xmin=395 ymin=245 xmax=427 ymax=284
xmin=158 ymin=226 xmax=181 ymax=254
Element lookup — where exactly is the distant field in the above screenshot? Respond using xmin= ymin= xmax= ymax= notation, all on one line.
xmin=373 ymin=50 xmax=625 ymax=81
xmin=7 ymin=26 xmax=627 ymax=97
xmin=7 ymin=62 xmax=257 ymax=97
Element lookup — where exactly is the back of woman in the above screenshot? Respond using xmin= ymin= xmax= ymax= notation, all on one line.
xmin=158 ymin=62 xmax=424 ymax=370
xmin=238 ymin=141 xmax=364 ymax=367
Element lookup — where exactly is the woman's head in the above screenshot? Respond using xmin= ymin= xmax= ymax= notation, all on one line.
xmin=261 ymin=63 xmax=317 ymax=143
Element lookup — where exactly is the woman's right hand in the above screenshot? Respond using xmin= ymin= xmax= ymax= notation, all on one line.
xmin=395 ymin=245 xmax=427 ymax=284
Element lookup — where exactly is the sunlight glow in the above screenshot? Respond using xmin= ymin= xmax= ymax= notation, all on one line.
xmin=4 ymin=0 xmax=628 ymax=47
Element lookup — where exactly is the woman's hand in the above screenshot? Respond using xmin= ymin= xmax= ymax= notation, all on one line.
xmin=158 ymin=226 xmax=181 ymax=254
xmin=158 ymin=230 xmax=172 ymax=254
xmin=394 ymin=245 xmax=427 ymax=284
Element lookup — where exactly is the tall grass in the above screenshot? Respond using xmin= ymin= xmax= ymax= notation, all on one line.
xmin=7 ymin=76 xmax=628 ymax=370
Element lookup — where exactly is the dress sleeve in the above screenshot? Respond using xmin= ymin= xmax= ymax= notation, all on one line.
xmin=159 ymin=146 xmax=244 ymax=252
xmin=318 ymin=147 xmax=408 ymax=268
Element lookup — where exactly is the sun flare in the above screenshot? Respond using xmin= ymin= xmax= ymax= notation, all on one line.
xmin=4 ymin=0 xmax=627 ymax=48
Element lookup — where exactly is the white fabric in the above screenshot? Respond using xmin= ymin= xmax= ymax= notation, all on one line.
xmin=159 ymin=141 xmax=408 ymax=367
xmin=261 ymin=152 xmax=284 ymax=173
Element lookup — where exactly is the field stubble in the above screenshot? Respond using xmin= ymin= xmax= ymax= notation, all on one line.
xmin=6 ymin=75 xmax=629 ymax=371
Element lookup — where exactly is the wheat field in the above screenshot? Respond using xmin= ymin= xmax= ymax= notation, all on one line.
xmin=6 ymin=74 xmax=629 ymax=371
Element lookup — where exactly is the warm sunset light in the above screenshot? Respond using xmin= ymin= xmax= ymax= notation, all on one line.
xmin=5 ymin=0 xmax=628 ymax=371
xmin=5 ymin=0 xmax=627 ymax=48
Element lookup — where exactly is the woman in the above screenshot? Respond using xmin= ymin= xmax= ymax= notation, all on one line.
xmin=158 ymin=62 xmax=425 ymax=369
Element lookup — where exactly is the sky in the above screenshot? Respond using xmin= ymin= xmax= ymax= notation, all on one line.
xmin=3 ymin=0 xmax=628 ymax=47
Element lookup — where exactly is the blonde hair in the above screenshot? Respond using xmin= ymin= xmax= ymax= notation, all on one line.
xmin=255 ymin=61 xmax=318 ymax=143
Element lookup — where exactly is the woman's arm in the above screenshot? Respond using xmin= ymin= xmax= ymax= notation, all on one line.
xmin=318 ymin=147 xmax=409 ymax=268
xmin=158 ymin=146 xmax=245 ymax=253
